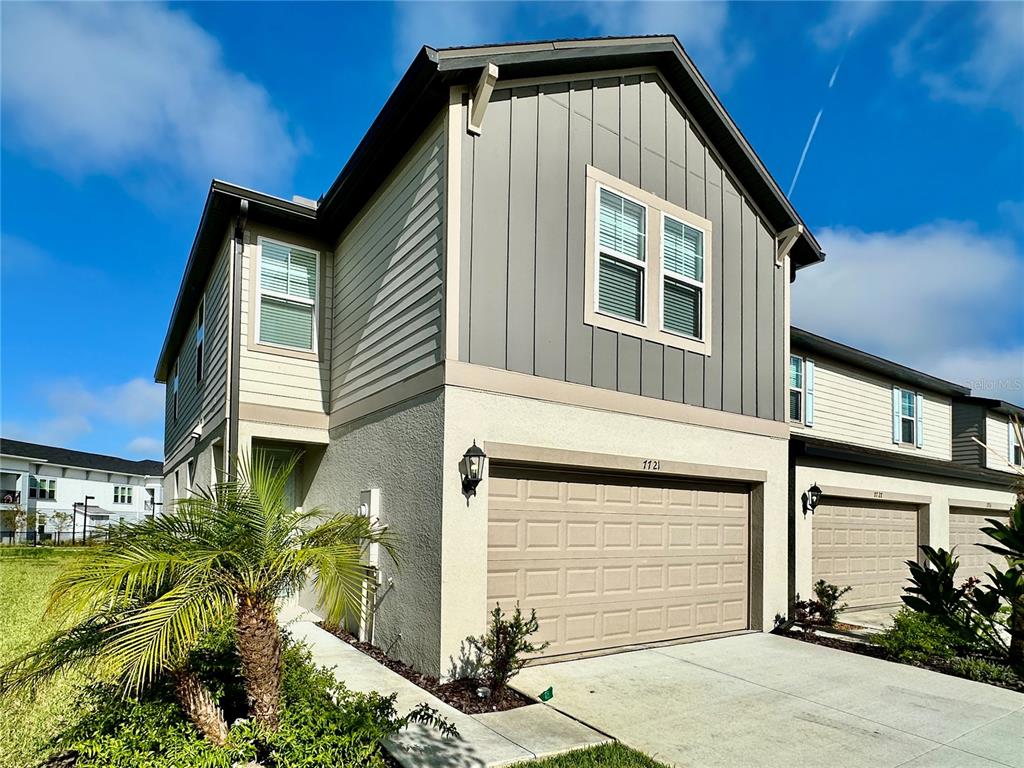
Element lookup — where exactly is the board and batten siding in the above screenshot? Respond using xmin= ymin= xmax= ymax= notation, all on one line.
xmin=457 ymin=73 xmax=787 ymax=422
xmin=164 ymin=234 xmax=232 ymax=458
xmin=790 ymin=354 xmax=953 ymax=461
xmin=330 ymin=117 xmax=445 ymax=413
xmin=238 ymin=224 xmax=333 ymax=414
xmin=951 ymin=402 xmax=986 ymax=467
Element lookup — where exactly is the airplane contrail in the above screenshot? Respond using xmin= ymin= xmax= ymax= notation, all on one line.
xmin=788 ymin=108 xmax=824 ymax=198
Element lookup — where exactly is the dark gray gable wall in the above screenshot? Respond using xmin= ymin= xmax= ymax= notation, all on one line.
xmin=951 ymin=402 xmax=987 ymax=468
xmin=458 ymin=73 xmax=787 ymax=421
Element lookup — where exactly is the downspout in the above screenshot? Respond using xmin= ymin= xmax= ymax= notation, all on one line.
xmin=226 ymin=199 xmax=248 ymax=479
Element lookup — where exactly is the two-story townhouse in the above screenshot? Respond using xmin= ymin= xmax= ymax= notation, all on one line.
xmin=788 ymin=328 xmax=1017 ymax=610
xmin=154 ymin=36 xmax=827 ymax=676
xmin=951 ymin=396 xmax=1024 ymax=474
xmin=0 ymin=438 xmax=163 ymax=542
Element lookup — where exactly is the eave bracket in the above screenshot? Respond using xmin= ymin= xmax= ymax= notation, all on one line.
xmin=776 ymin=224 xmax=803 ymax=267
xmin=467 ymin=63 xmax=499 ymax=136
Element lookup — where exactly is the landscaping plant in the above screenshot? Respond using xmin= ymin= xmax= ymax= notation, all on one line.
xmin=469 ymin=602 xmax=549 ymax=700
xmin=0 ymin=452 xmax=395 ymax=741
xmin=793 ymin=579 xmax=852 ymax=627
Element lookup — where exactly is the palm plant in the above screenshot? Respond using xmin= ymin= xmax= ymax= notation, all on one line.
xmin=0 ymin=451 xmax=394 ymax=739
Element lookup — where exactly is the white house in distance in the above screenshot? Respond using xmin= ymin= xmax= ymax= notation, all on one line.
xmin=0 ymin=438 xmax=163 ymax=542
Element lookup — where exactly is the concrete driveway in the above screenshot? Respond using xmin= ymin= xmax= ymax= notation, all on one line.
xmin=513 ymin=633 xmax=1023 ymax=768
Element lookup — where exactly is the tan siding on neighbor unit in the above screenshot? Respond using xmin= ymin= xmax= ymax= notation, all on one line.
xmin=458 ymin=73 xmax=787 ymax=422
xmin=791 ymin=356 xmax=953 ymax=461
xmin=164 ymin=232 xmax=231 ymax=458
xmin=330 ymin=116 xmax=445 ymax=413
xmin=985 ymin=412 xmax=1012 ymax=471
xmin=238 ymin=225 xmax=333 ymax=415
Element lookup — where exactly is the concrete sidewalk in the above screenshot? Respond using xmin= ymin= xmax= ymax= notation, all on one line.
xmin=513 ymin=632 xmax=1024 ymax=768
xmin=285 ymin=618 xmax=608 ymax=767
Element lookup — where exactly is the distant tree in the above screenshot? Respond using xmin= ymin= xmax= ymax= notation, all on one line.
xmin=50 ymin=510 xmax=72 ymax=544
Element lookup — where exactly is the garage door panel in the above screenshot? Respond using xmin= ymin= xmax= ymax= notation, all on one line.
xmin=812 ymin=499 xmax=917 ymax=609
xmin=950 ymin=508 xmax=1009 ymax=585
xmin=488 ymin=467 xmax=749 ymax=657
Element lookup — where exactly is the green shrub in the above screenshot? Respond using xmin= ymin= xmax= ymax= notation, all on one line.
xmin=947 ymin=657 xmax=1019 ymax=688
xmin=872 ymin=609 xmax=963 ymax=663
xmin=794 ymin=580 xmax=853 ymax=627
xmin=470 ymin=602 xmax=550 ymax=699
xmin=53 ymin=641 xmax=455 ymax=768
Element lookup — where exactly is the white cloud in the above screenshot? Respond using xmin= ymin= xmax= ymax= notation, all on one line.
xmin=2 ymin=377 xmax=164 ymax=452
xmin=892 ymin=3 xmax=1024 ymax=123
xmin=811 ymin=1 xmax=888 ymax=50
xmin=1 ymin=3 xmax=300 ymax=195
xmin=793 ymin=222 xmax=1024 ymax=404
xmin=392 ymin=1 xmax=751 ymax=88
xmin=126 ymin=436 xmax=163 ymax=458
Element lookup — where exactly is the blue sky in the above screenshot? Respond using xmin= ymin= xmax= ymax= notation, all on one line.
xmin=1 ymin=1 xmax=1022 ymax=459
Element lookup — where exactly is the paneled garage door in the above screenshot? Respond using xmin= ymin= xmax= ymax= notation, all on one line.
xmin=486 ymin=466 xmax=749 ymax=659
xmin=812 ymin=500 xmax=918 ymax=608
xmin=950 ymin=507 xmax=1009 ymax=584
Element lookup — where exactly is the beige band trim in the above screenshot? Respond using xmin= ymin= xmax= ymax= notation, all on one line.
xmin=485 ymin=442 xmax=767 ymax=484
xmin=329 ymin=365 xmax=445 ymax=431
xmin=444 ymin=87 xmax=465 ymax=361
xmin=237 ymin=402 xmax=330 ymax=430
xmin=949 ymin=498 xmax=1012 ymax=513
xmin=818 ymin=484 xmax=931 ymax=506
xmin=446 ymin=360 xmax=789 ymax=439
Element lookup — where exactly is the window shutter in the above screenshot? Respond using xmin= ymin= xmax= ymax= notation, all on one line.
xmin=260 ymin=297 xmax=314 ymax=349
xmin=892 ymin=387 xmax=901 ymax=444
xmin=915 ymin=392 xmax=924 ymax=448
xmin=1010 ymin=421 xmax=1016 ymax=464
xmin=804 ymin=360 xmax=815 ymax=426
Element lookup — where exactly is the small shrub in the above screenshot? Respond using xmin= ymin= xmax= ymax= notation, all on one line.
xmin=872 ymin=609 xmax=962 ymax=664
xmin=794 ymin=580 xmax=852 ymax=627
xmin=947 ymin=657 xmax=1019 ymax=687
xmin=469 ymin=603 xmax=549 ymax=699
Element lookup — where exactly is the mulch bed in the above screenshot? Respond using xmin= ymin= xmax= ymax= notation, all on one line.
xmin=320 ymin=624 xmax=535 ymax=714
xmin=775 ymin=627 xmax=1024 ymax=693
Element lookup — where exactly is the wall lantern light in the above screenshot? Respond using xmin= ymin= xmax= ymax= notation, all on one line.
xmin=801 ymin=483 xmax=823 ymax=516
xmin=460 ymin=441 xmax=487 ymax=498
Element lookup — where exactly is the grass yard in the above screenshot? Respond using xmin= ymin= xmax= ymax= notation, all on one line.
xmin=514 ymin=743 xmax=670 ymax=768
xmin=0 ymin=547 xmax=87 ymax=768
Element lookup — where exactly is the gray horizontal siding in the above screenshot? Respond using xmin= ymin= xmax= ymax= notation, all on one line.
xmin=458 ymin=73 xmax=787 ymax=422
xmin=331 ymin=118 xmax=445 ymax=411
xmin=165 ymin=234 xmax=230 ymax=458
xmin=952 ymin=402 xmax=986 ymax=467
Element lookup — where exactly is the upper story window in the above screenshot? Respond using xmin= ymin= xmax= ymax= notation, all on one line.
xmin=1009 ymin=421 xmax=1022 ymax=466
xmin=789 ymin=355 xmax=814 ymax=426
xmin=893 ymin=386 xmax=923 ymax=448
xmin=29 ymin=477 xmax=55 ymax=500
xmin=195 ymin=295 xmax=205 ymax=385
xmin=113 ymin=486 xmax=132 ymax=504
xmin=585 ymin=166 xmax=713 ymax=356
xmin=257 ymin=238 xmax=318 ymax=352
xmin=172 ymin=360 xmax=179 ymax=421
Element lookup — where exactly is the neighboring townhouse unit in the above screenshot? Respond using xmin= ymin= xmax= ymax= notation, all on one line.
xmin=788 ymin=328 xmax=1018 ymax=609
xmin=154 ymin=36 xmax=826 ymax=676
xmin=0 ymin=438 xmax=163 ymax=542
xmin=951 ymin=395 xmax=1024 ymax=474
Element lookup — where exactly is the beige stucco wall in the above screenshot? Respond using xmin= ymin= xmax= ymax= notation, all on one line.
xmin=792 ymin=460 xmax=1016 ymax=603
xmin=298 ymin=390 xmax=446 ymax=675
xmin=438 ymin=384 xmax=790 ymax=678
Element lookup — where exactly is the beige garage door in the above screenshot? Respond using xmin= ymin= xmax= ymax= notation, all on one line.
xmin=812 ymin=499 xmax=918 ymax=608
xmin=950 ymin=507 xmax=1009 ymax=585
xmin=487 ymin=466 xmax=749 ymax=659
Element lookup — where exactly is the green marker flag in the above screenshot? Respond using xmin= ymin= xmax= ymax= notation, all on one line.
xmin=539 ymin=687 xmax=553 ymax=702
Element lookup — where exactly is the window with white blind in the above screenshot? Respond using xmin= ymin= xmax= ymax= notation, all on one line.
xmin=585 ymin=165 xmax=713 ymax=356
xmin=892 ymin=387 xmax=923 ymax=448
xmin=789 ymin=356 xmax=804 ymax=422
xmin=256 ymin=238 xmax=318 ymax=352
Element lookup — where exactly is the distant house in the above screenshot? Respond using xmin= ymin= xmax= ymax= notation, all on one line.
xmin=0 ymin=438 xmax=163 ymax=542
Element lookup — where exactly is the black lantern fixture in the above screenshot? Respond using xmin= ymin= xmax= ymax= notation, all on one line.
xmin=460 ymin=441 xmax=487 ymax=498
xmin=801 ymin=483 xmax=823 ymax=516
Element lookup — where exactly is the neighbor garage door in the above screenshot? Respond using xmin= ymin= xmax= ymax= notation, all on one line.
xmin=812 ymin=499 xmax=918 ymax=608
xmin=487 ymin=466 xmax=749 ymax=659
xmin=950 ymin=507 xmax=1009 ymax=584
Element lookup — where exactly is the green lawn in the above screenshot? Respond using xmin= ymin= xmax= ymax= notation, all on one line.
xmin=0 ymin=547 xmax=87 ymax=768
xmin=514 ymin=743 xmax=669 ymax=768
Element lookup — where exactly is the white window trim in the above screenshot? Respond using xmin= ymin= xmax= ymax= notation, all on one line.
xmin=659 ymin=211 xmax=707 ymax=342
xmin=584 ymin=165 xmax=713 ymax=356
xmin=113 ymin=486 xmax=133 ymax=505
xmin=254 ymin=235 xmax=320 ymax=355
xmin=593 ymin=182 xmax=649 ymax=327
xmin=789 ymin=355 xmax=804 ymax=424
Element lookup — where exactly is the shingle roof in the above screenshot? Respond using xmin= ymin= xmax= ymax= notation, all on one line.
xmin=0 ymin=438 xmax=162 ymax=476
